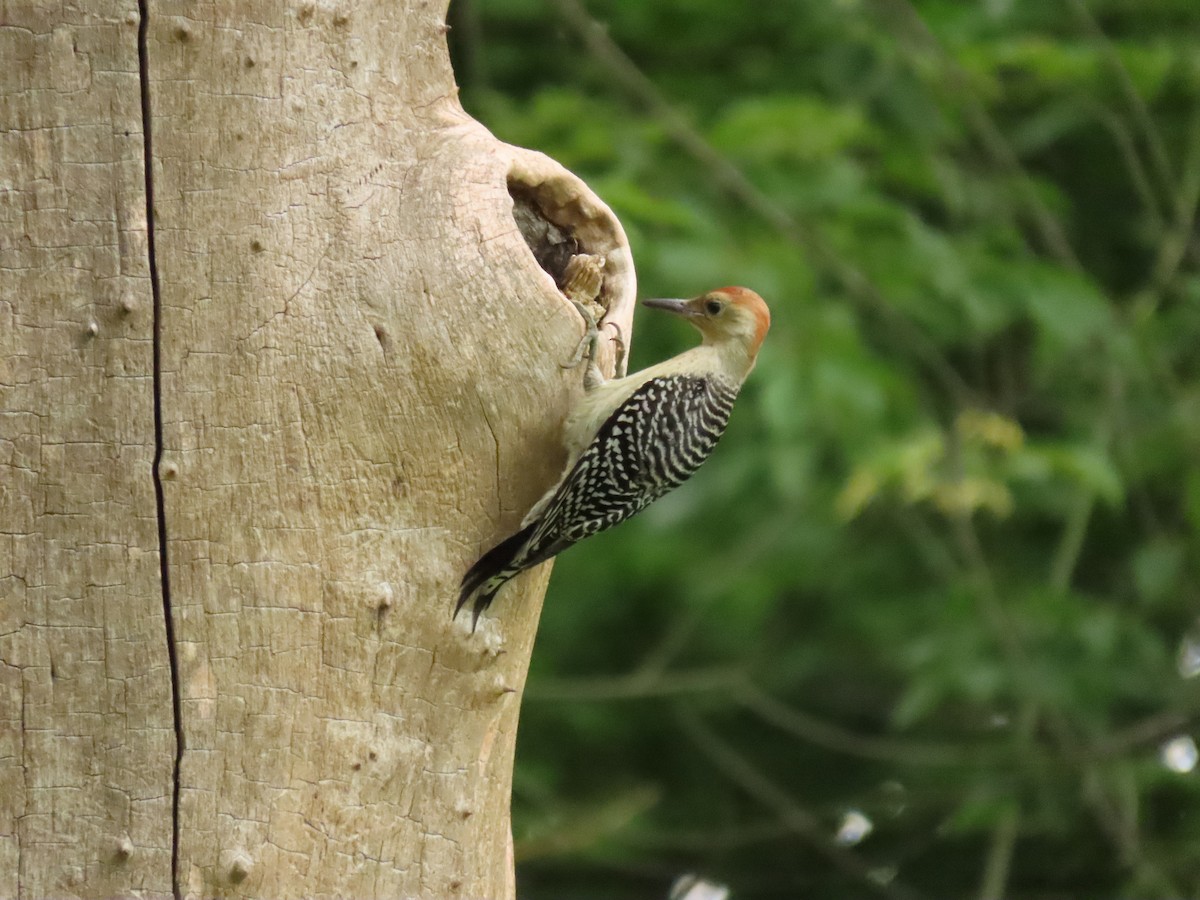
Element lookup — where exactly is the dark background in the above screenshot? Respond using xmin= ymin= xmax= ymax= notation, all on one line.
xmin=449 ymin=1 xmax=1200 ymax=897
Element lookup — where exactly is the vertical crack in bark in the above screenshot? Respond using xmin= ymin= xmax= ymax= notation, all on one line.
xmin=137 ymin=3 xmax=184 ymax=897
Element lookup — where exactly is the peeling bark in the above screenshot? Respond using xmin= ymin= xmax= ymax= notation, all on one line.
xmin=1 ymin=2 xmax=633 ymax=897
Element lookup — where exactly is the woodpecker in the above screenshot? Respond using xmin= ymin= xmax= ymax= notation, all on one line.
xmin=456 ymin=286 xmax=770 ymax=629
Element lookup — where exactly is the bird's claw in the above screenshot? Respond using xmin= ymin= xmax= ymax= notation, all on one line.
xmin=608 ymin=321 xmax=628 ymax=378
xmin=559 ymin=253 xmax=617 ymax=390
xmin=561 ymin=298 xmax=601 ymax=371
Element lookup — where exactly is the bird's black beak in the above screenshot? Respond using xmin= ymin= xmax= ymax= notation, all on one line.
xmin=642 ymin=297 xmax=697 ymax=317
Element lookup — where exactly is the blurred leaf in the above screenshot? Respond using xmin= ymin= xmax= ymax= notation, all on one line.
xmin=709 ymin=94 xmax=870 ymax=165
xmin=1187 ymin=467 xmax=1200 ymax=534
xmin=1018 ymin=442 xmax=1124 ymax=505
xmin=1132 ymin=537 xmax=1184 ymax=606
xmin=1021 ymin=265 xmax=1113 ymax=350
xmin=944 ymin=791 xmax=1020 ymax=835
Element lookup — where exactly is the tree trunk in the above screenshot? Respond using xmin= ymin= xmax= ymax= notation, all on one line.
xmin=0 ymin=3 xmax=634 ymax=897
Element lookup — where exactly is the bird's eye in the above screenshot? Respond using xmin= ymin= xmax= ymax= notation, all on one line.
xmin=704 ymin=299 xmax=723 ymax=316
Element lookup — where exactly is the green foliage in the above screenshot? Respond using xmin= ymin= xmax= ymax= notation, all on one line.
xmin=451 ymin=0 xmax=1200 ymax=896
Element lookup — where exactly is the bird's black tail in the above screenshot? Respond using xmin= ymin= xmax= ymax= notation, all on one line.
xmin=456 ymin=522 xmax=537 ymax=630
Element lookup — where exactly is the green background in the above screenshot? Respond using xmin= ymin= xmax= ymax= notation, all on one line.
xmin=449 ymin=1 xmax=1200 ymax=896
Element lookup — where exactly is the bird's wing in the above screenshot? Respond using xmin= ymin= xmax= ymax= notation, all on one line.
xmin=516 ymin=373 xmax=740 ymax=568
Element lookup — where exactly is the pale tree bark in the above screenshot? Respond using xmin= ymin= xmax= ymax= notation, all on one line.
xmin=0 ymin=2 xmax=634 ymax=898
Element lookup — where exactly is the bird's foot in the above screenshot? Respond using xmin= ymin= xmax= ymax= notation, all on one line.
xmin=608 ymin=321 xmax=628 ymax=378
xmin=562 ymin=297 xmax=601 ymax=371
xmin=559 ymin=254 xmax=610 ymax=390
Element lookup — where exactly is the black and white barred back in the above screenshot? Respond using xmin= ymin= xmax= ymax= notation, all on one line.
xmin=529 ymin=373 xmax=739 ymax=552
xmin=457 ymin=373 xmax=740 ymax=626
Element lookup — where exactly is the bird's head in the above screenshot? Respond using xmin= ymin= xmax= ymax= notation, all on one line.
xmin=643 ymin=287 xmax=771 ymax=358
